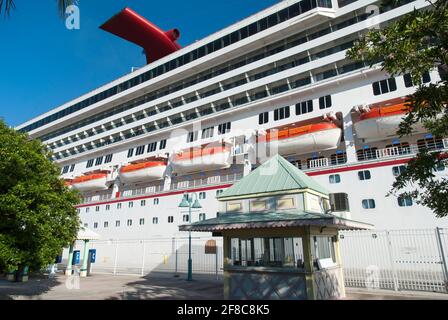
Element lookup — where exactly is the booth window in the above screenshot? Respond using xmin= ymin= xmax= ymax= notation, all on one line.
xmin=276 ymin=197 xmax=296 ymax=210
xmin=311 ymin=236 xmax=336 ymax=269
xmin=250 ymin=200 xmax=267 ymax=212
xmin=227 ymin=202 xmax=243 ymax=212
xmin=230 ymin=237 xmax=305 ymax=269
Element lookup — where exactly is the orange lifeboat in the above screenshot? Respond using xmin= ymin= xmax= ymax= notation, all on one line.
xmin=63 ymin=179 xmax=73 ymax=188
xmin=72 ymin=172 xmax=108 ymax=192
xmin=119 ymin=160 xmax=167 ymax=183
xmin=354 ymin=101 xmax=426 ymax=141
xmin=258 ymin=122 xmax=342 ymax=155
xmin=171 ymin=144 xmax=232 ymax=174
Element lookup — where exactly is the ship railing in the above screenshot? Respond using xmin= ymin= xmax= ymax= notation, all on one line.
xmin=81 ymin=192 xmax=113 ymax=204
xmin=375 ymin=145 xmax=418 ymax=160
xmin=232 ymin=144 xmax=250 ymax=156
xmin=444 ymin=138 xmax=448 ymax=150
xmin=170 ymin=172 xmax=244 ymax=191
xmin=306 ymin=158 xmax=330 ymax=169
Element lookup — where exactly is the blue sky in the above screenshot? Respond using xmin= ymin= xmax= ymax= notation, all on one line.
xmin=0 ymin=0 xmax=279 ymax=127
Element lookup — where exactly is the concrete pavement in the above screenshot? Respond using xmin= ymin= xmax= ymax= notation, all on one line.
xmin=1 ymin=273 xmax=447 ymax=300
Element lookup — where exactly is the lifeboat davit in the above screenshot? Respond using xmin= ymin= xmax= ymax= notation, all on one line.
xmin=171 ymin=144 xmax=232 ymax=174
xmin=259 ymin=122 xmax=342 ymax=155
xmin=72 ymin=173 xmax=109 ymax=192
xmin=354 ymin=102 xmax=426 ymax=141
xmin=119 ymin=161 xmax=167 ymax=183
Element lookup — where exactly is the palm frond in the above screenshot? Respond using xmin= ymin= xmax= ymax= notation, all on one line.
xmin=0 ymin=0 xmax=16 ymax=17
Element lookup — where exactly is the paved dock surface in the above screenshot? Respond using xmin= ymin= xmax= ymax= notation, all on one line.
xmin=1 ymin=273 xmax=447 ymax=300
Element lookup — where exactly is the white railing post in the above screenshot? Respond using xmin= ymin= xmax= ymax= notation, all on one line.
xmin=113 ymin=242 xmax=119 ymax=275
xmin=385 ymin=230 xmax=399 ymax=291
xmin=141 ymin=241 xmax=146 ymax=276
xmin=435 ymin=228 xmax=448 ymax=292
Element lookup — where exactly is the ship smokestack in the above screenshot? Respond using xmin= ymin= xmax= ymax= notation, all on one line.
xmin=100 ymin=7 xmax=182 ymax=64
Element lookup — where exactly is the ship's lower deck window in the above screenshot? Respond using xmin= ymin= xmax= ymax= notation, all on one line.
xmin=362 ymin=199 xmax=376 ymax=209
xmin=230 ymin=237 xmax=304 ymax=269
xmin=398 ymin=196 xmax=413 ymax=207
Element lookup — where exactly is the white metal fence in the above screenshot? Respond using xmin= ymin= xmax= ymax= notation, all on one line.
xmin=62 ymin=229 xmax=448 ymax=294
xmin=64 ymin=236 xmax=223 ymax=278
xmin=339 ymin=228 xmax=448 ymax=293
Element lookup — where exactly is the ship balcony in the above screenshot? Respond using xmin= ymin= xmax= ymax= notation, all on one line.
xmin=171 ymin=168 xmax=244 ymax=191
xmin=356 ymin=137 xmax=448 ymax=162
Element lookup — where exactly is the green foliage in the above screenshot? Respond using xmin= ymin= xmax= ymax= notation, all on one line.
xmin=347 ymin=0 xmax=448 ymax=217
xmin=0 ymin=120 xmax=80 ymax=272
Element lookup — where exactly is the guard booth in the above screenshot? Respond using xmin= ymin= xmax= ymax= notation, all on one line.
xmin=180 ymin=155 xmax=372 ymax=300
xmin=65 ymin=227 xmax=100 ymax=277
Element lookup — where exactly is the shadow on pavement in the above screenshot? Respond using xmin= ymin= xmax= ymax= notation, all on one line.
xmin=106 ymin=272 xmax=223 ymax=300
xmin=0 ymin=273 xmax=63 ymax=300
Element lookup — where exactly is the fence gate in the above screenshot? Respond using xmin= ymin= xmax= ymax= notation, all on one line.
xmin=339 ymin=228 xmax=448 ymax=293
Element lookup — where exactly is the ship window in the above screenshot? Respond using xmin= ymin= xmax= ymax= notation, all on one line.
xmin=136 ymin=145 xmax=145 ymax=156
xmin=202 ymin=126 xmax=214 ymax=139
xmin=95 ymin=206 xmax=100 ymax=212
xmin=62 ymin=165 xmax=70 ymax=174
xmin=227 ymin=202 xmax=242 ymax=212
xmin=147 ymin=142 xmax=157 ymax=153
xmin=398 ymin=196 xmax=413 ymax=207
xmin=141 ymin=200 xmax=146 ymax=207
xmin=183 ymin=215 xmax=189 ymax=222
xmin=319 ymin=95 xmax=332 ymax=109
xmin=296 ymin=100 xmax=313 ymax=115
xmin=435 ymin=163 xmax=446 ymax=172
xmin=392 ymin=165 xmax=407 ymax=177
xmin=104 ymin=221 xmax=109 ymax=228
xmin=86 ymin=159 xmax=94 ymax=168
xmin=116 ymin=220 xmax=120 ymax=227
xmin=95 ymin=156 xmax=103 ymax=166
xmin=199 ymin=192 xmax=206 ymax=199
xmin=153 ymin=217 xmax=159 ymax=224
xmin=86 ymin=207 xmax=90 ymax=213
xmin=274 ymin=106 xmax=290 ymax=121
xmin=127 ymin=219 xmax=133 ymax=226
xmin=372 ymin=78 xmax=397 ymax=95
xmin=117 ymin=203 xmax=122 ymax=210
xmin=330 ymin=193 xmax=349 ymax=212
xmin=187 ymin=131 xmax=199 ymax=143
xmin=329 ymin=174 xmax=341 ymax=184
xmin=216 ymin=190 xmax=224 ymax=196
xmin=362 ymin=199 xmax=376 ymax=209
xmin=404 ymin=72 xmax=431 ymax=87
xmin=276 ymin=197 xmax=295 ymax=210
xmin=105 ymin=205 xmax=110 ymax=211
xmin=218 ymin=122 xmax=231 ymax=135
xmin=250 ymin=200 xmax=267 ymax=212
xmin=154 ymin=198 xmax=159 ymax=205
xmin=259 ymin=112 xmax=269 ymax=124
xmin=104 ymin=154 xmax=113 ymax=163
xmin=83 ymin=223 xmax=88 ymax=228
xmin=128 ymin=202 xmax=134 ymax=208
xmin=358 ymin=170 xmax=371 ymax=181
xmin=94 ymin=222 xmax=98 ymax=229
xmin=139 ymin=218 xmax=145 ymax=225
xmin=168 ymin=216 xmax=174 ymax=223
xmin=127 ymin=148 xmax=134 ymax=158
xmin=199 ymin=213 xmax=206 ymax=221
xmin=159 ymin=139 xmax=167 ymax=150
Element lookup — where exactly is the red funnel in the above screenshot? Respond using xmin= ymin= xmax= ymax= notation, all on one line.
xmin=100 ymin=7 xmax=181 ymax=64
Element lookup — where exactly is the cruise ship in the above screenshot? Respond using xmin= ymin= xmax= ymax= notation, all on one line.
xmin=16 ymin=0 xmax=448 ymax=242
